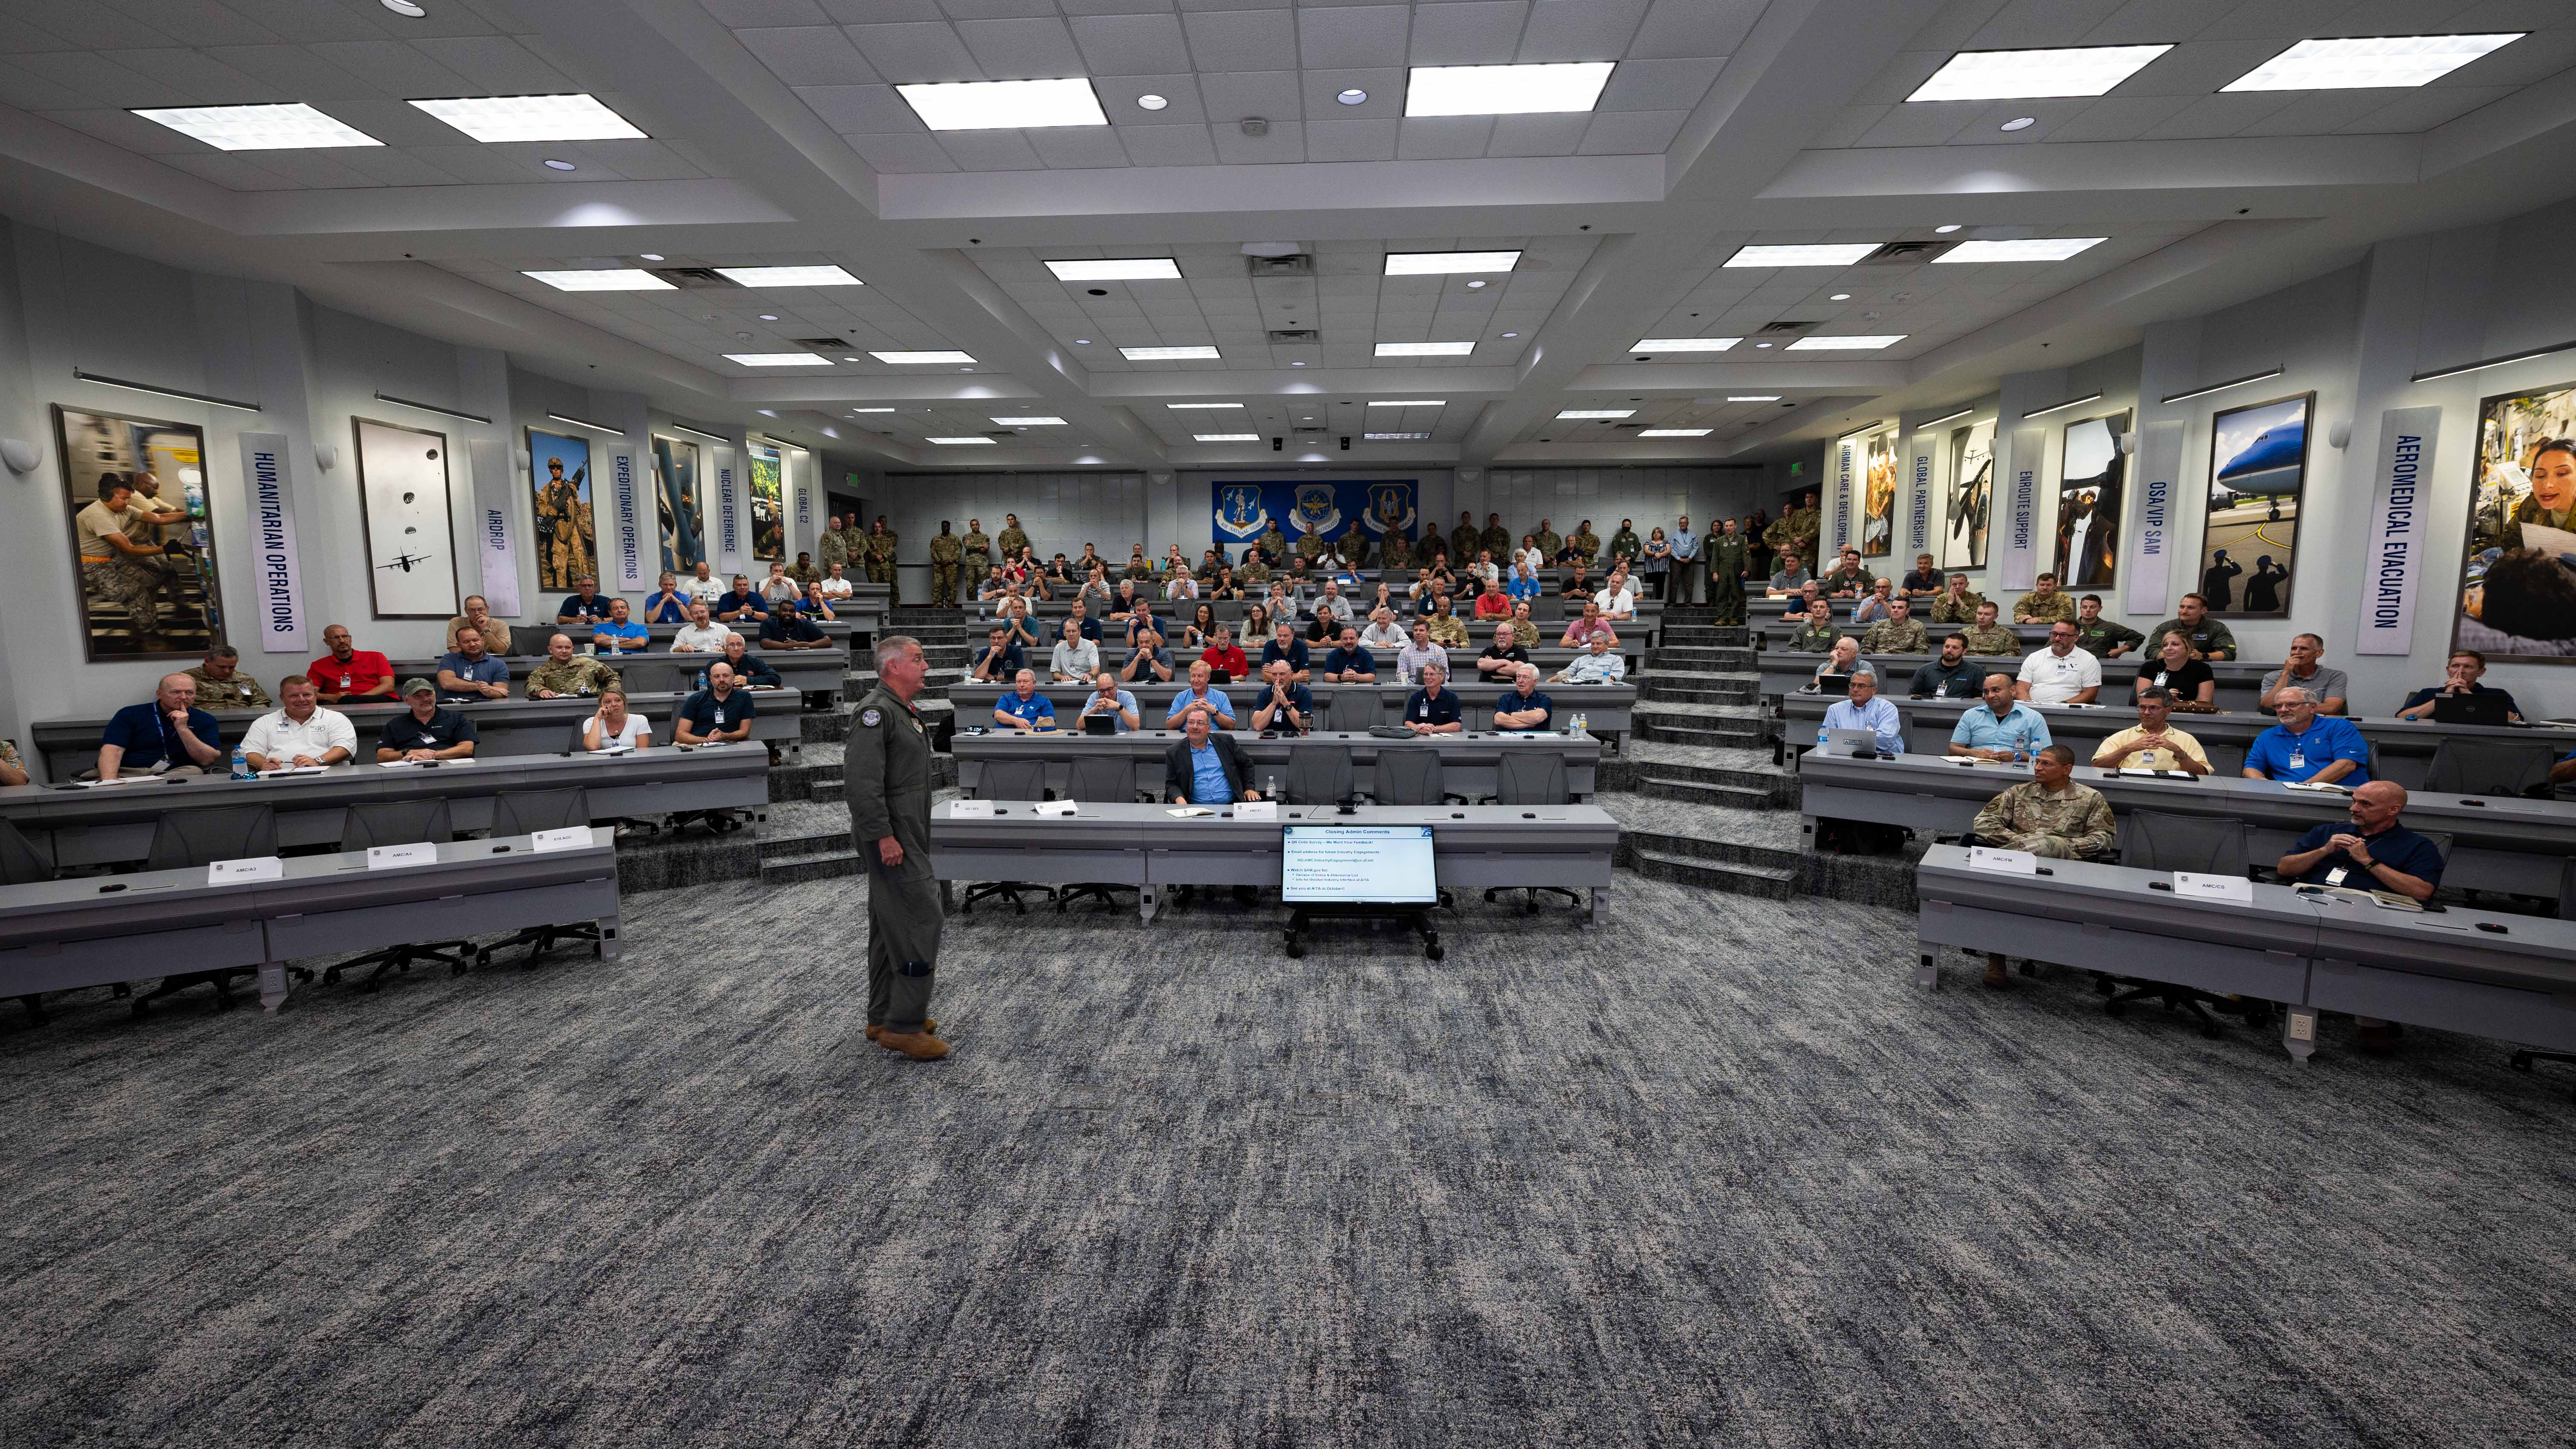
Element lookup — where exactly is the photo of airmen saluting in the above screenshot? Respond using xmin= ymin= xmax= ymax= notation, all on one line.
xmin=528 ymin=428 xmax=597 ymax=593
xmin=55 ymin=405 xmax=225 ymax=661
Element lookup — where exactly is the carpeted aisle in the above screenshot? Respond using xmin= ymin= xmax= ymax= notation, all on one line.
xmin=2 ymin=875 xmax=2572 ymax=1447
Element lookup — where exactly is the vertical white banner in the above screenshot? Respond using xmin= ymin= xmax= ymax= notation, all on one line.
xmin=2355 ymin=405 xmax=2441 ymax=656
xmin=712 ymin=445 xmax=742 ymax=577
xmin=465 ymin=438 xmax=521 ymax=618
xmin=791 ymin=451 xmax=816 ymax=561
xmin=236 ymin=431 xmax=307 ymax=655
xmin=1830 ymin=437 xmax=1855 ymax=555
xmin=2123 ymin=419 xmax=2185 ymax=617
xmin=604 ymin=441 xmax=647 ymax=590
xmin=1904 ymin=438 xmax=1933 ymax=557
xmin=1995 ymin=426 xmax=2046 ymax=591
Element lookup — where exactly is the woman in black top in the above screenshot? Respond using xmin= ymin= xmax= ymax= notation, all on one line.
xmin=2132 ymin=629 xmax=2215 ymax=705
xmin=1184 ymin=602 xmax=1218 ymax=649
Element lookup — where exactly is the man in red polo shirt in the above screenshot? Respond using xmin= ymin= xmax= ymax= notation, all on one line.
xmin=1197 ymin=622 xmax=1249 ymax=682
xmin=306 ymin=623 xmax=397 ymax=704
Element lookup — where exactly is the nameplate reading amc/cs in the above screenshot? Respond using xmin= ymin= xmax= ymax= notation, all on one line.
xmin=2174 ymin=871 xmax=2253 ymax=904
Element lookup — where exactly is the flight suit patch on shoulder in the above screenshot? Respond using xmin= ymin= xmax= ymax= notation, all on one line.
xmin=860 ymin=707 xmax=883 ymax=727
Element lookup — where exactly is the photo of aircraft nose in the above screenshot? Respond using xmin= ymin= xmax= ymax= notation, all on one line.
xmin=2214 ymin=418 xmax=2307 ymax=500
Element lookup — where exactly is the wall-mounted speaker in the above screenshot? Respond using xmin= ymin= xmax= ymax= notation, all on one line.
xmin=0 ymin=437 xmax=39 ymax=474
xmin=313 ymin=445 xmax=339 ymax=472
xmin=2327 ymin=419 xmax=2352 ymax=450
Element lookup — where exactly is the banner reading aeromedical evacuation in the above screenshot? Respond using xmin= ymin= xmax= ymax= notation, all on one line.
xmin=1213 ymin=480 xmax=1417 ymax=546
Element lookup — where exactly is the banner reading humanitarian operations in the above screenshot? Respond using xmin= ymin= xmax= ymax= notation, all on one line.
xmin=237 ymin=431 xmax=306 ymax=654
xmin=1213 ymin=480 xmax=1417 ymax=548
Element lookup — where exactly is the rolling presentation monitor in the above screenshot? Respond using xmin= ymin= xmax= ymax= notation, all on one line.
xmin=1281 ymin=825 xmax=1438 ymax=905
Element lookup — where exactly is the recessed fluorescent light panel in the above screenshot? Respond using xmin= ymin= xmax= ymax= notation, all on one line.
xmin=715 ymin=265 xmax=863 ymax=287
xmin=1194 ymin=434 xmax=1262 ymax=443
xmin=1165 ymin=402 xmax=1243 ymax=409
xmin=1044 ymin=258 xmax=1182 ymax=282
xmin=1364 ymin=432 xmax=1431 ymax=441
xmin=990 ymin=417 xmax=1066 ymax=426
xmin=897 ymin=78 xmax=1107 ymax=131
xmin=1728 ymin=395 xmax=1782 ymax=402
xmin=1723 ymin=243 xmax=1881 ymax=268
xmin=132 ymin=103 xmax=382 ymax=150
xmin=523 ymin=269 xmax=673 ymax=291
xmin=1639 ymin=428 xmax=1713 ymax=437
xmin=1556 ymin=409 xmax=1634 ymax=420
xmin=1368 ymin=400 xmax=1445 ymax=407
xmin=1406 ymin=62 xmax=1614 ymax=116
xmin=1121 ymin=345 xmax=1222 ymax=361
xmin=871 ymin=351 xmax=976 ymax=364
xmin=1383 ymin=251 xmax=1521 ymax=276
xmin=2224 ymin=34 xmax=2524 ymax=92
xmin=1906 ymin=45 xmax=2172 ymax=102
xmin=409 ymin=94 xmax=647 ymax=142
xmin=1786 ymin=335 xmax=1906 ymax=350
xmin=1374 ymin=342 xmax=1474 ymax=357
xmin=927 ymin=437 xmax=998 ymax=445
xmin=853 ymin=408 xmax=897 ymax=413
xmin=725 ymin=354 xmax=832 ymax=366
xmin=1935 ymin=238 xmax=2107 ymax=263
xmin=1632 ymin=337 xmax=1742 ymax=351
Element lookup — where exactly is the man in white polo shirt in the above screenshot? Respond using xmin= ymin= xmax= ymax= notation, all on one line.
xmin=2014 ymin=620 xmax=2102 ymax=706
xmin=239 ymin=673 xmax=357 ymax=771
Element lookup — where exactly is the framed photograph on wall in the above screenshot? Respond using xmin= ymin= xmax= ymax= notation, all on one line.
xmin=653 ymin=435 xmax=707 ymax=577
xmin=1941 ymin=418 xmax=1993 ymax=569
xmin=2457 ymin=382 xmax=2576 ymax=659
xmin=2199 ymin=392 xmax=2311 ymax=617
xmin=748 ymin=439 xmax=784 ymax=561
xmin=353 ymin=417 xmax=461 ymax=618
xmin=527 ymin=427 xmax=595 ymax=592
xmin=1860 ymin=426 xmax=1898 ymax=558
xmin=2056 ymin=410 xmax=2128 ymax=590
xmin=55 ymin=404 xmax=226 ymax=661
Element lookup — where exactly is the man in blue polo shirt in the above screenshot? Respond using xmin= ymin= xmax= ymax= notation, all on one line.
xmin=1259 ymin=622 xmax=1310 ymax=684
xmin=992 ymin=669 xmax=1056 ymax=731
xmin=2278 ymin=779 xmax=2442 ymax=1054
xmin=2243 ymin=687 xmax=2369 ymax=785
xmin=435 ymin=626 xmax=512 ymax=703
xmin=97 ymin=673 xmax=224 ymax=780
xmin=556 ymin=575 xmax=611 ymax=625
xmin=1948 ymin=673 xmax=2051 ymax=762
xmin=592 ymin=597 xmax=652 ymax=653
xmin=1492 ymin=664 xmax=1554 ymax=733
xmin=714 ymin=574 xmax=768 ymax=625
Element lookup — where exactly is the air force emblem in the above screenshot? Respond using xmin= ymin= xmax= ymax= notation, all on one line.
xmin=1216 ymin=485 xmax=1270 ymax=538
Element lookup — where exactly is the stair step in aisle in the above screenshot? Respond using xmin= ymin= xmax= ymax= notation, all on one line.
xmin=1625 ymin=848 xmax=1797 ymax=900
xmin=1639 ymin=775 xmax=1778 ymax=811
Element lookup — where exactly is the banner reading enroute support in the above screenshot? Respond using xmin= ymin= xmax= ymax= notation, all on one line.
xmin=236 ymin=431 xmax=307 ymax=654
xmin=1994 ymin=425 xmax=2047 ymax=591
xmin=1212 ymin=479 xmax=1417 ymax=544
xmin=466 ymin=438 xmax=520 ymax=617
xmin=1830 ymin=438 xmax=1855 ymax=556
xmin=2123 ymin=419 xmax=2184 ymax=616
xmin=2357 ymin=405 xmax=2441 ymax=656
xmin=1904 ymin=437 xmax=1933 ymax=557
xmin=713 ymin=446 xmax=742 ymax=577
xmin=605 ymin=441 xmax=646 ymax=590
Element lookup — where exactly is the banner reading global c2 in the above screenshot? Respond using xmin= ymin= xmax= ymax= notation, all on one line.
xmin=1212 ymin=480 xmax=1417 ymax=546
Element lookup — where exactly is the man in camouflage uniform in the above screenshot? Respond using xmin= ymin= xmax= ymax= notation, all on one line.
xmin=959 ymin=517 xmax=992 ymax=581
xmin=1379 ymin=529 xmax=1413 ymax=572
xmin=817 ymin=515 xmax=854 ymax=576
xmin=1533 ymin=518 xmax=1563 ymax=561
xmin=1478 ymin=512 xmax=1512 ymax=563
xmin=1786 ymin=599 xmax=1842 ymax=653
xmin=535 ymin=455 xmax=594 ymax=591
xmin=1450 ymin=512 xmax=1480 ymax=568
xmin=1860 ymin=596 xmax=1929 ymax=654
xmin=1238 ymin=549 xmax=1273 ymax=587
xmin=1707 ymin=518 xmax=1749 ymax=625
xmin=845 ymin=635 xmax=947 ymax=1061
xmin=1929 ymin=573 xmax=1987 ymax=624
xmin=1254 ymin=519 xmax=1288 ymax=564
xmin=996 ymin=514 xmax=1031 ymax=568
xmin=2013 ymin=572 xmax=2076 ymax=624
xmin=865 ymin=516 xmax=900 ymax=607
xmin=928 ymin=520 xmax=963 ymax=607
xmin=1955 ymin=601 xmax=2018 ymax=656
xmin=1294 ymin=524 xmax=1327 ymax=564
xmin=1765 ymin=490 xmax=1820 ymax=571
xmin=182 ymin=645 xmax=273 ymax=710
xmin=524 ymin=632 xmax=621 ymax=699
xmin=1968 ymin=744 xmax=2114 ymax=986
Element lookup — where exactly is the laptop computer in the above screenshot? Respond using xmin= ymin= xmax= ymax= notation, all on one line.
xmin=2432 ymin=692 xmax=2510 ymax=727
xmin=1082 ymin=712 xmax=1118 ymax=735
xmin=1811 ymin=672 xmax=1852 ymax=697
xmin=1208 ymin=669 xmax=1232 ymax=686
xmin=1821 ymin=727 xmax=1884 ymax=759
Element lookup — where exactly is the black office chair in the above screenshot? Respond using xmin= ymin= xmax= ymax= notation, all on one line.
xmin=132 ymin=805 xmax=278 ymax=1014
xmin=1 ymin=819 xmax=57 ymax=1024
xmin=1372 ymin=747 xmax=1460 ymax=806
xmin=324 ymin=800 xmax=472 ymax=991
xmin=1284 ymin=745 xmax=1357 ymax=806
xmin=2099 ymin=811 xmax=2256 ymax=1036
xmin=472 ymin=789 xmax=602 ymax=969
xmin=1485 ymin=751 xmax=1583 ymax=913
xmin=2423 ymin=740 xmax=2554 ymax=799
xmin=1055 ymin=757 xmax=1138 ymax=913
xmin=960 ymin=759 xmax=1054 ymax=914
xmin=1322 ymin=689 xmax=1379 ymax=733
xmin=2507 ymin=855 xmax=2576 ymax=1098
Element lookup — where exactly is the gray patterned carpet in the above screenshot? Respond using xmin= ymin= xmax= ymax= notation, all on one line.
xmin=4 ymin=874 xmax=2573 ymax=1447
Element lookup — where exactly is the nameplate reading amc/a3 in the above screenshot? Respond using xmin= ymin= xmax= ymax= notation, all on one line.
xmin=208 ymin=856 xmax=285 ymax=886
xmin=1966 ymin=846 xmax=2037 ymax=875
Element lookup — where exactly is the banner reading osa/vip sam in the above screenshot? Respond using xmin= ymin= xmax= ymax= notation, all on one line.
xmin=1212 ymin=480 xmax=1417 ymax=543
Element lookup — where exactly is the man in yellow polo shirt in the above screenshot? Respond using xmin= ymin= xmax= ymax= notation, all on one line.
xmin=2089 ymin=687 xmax=2209 ymax=775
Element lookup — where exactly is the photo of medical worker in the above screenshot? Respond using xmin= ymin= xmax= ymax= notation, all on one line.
xmin=2459 ymin=382 xmax=2576 ymax=658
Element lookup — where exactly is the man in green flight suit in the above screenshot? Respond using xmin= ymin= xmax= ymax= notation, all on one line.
xmin=928 ymin=520 xmax=963 ymax=608
xmin=995 ymin=514 xmax=1030 ymax=567
xmin=1606 ymin=518 xmax=1642 ymax=570
xmin=845 ymin=635 xmax=946 ymax=1061
xmin=1706 ymin=518 xmax=1749 ymax=625
xmin=1450 ymin=512 xmax=1480 ymax=569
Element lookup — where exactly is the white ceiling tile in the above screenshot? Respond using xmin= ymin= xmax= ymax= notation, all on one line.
xmin=92 ymin=0 xmax=277 ymax=47
xmin=568 ymin=139 xmax=704 ymax=179
xmin=1964 ymin=0 xmax=2130 ymax=49
xmin=1061 ymin=0 xmax=1180 ymax=13
xmin=27 ymin=53 xmax=197 ymax=108
xmin=43 ymin=106 xmax=208 ymax=153
xmin=0 ymin=58 xmax=90 ymax=112
xmin=1069 ymin=13 xmax=1193 ymax=74
xmin=159 ymin=150 xmax=300 ymax=190
xmin=846 ymin=132 xmax=959 ymax=171
xmin=106 ymin=47 xmax=279 ymax=105
xmin=1852 ymin=102 xmax=1979 ymax=148
xmin=953 ymin=18 xmax=1084 ymax=77
xmin=701 ymin=0 xmax=833 ymax=23
xmin=294 ymin=40 xmax=473 ymax=96
xmin=2234 ymin=90 xmax=2397 ymax=138
xmin=1180 ymin=7 xmax=1295 ymax=71
xmin=2036 ymin=94 xmax=2196 ymax=144
xmin=1597 ymin=56 xmax=1721 ymax=112
xmin=1027 ymin=125 xmax=1134 ymax=167
xmin=1195 ymin=69 xmax=1301 ymax=121
xmin=1408 ymin=3 xmax=1529 ymax=66
xmin=2085 ymin=0 xmax=2242 ymax=44
xmin=405 ymin=144 xmax=539 ymax=184
xmin=1395 ymin=115 xmax=1493 ymax=158
xmin=2340 ymin=85 xmax=2519 ymax=135
xmin=1626 ymin=0 xmax=1762 ymax=60
xmin=1519 ymin=0 xmax=1648 ymax=61
xmin=739 ymin=26 xmax=884 ymax=85
xmin=1112 ymin=122 xmax=1219 ymax=165
xmin=796 ymin=83 xmax=924 ymax=132
xmin=1101 ymin=74 xmax=1208 ymax=121
xmin=1578 ymin=108 xmax=1684 ymax=153
xmin=1211 ymin=116 xmax=1302 ymax=162
xmin=2139 ymin=92 xmax=2294 ymax=140
xmin=316 ymin=147 xmax=467 ymax=188
xmin=10 ymin=2 xmax=178 ymax=49
xmin=1297 ymin=6 xmax=1411 ymax=71
xmin=939 ymin=0 xmax=1063 ymax=17
xmin=405 ymin=36 xmax=579 ymax=93
xmin=1303 ymin=116 xmax=1399 ymax=160
xmin=845 ymin=21 xmax=983 ymax=81
xmin=227 ymin=149 xmax=387 ymax=189
xmin=815 ymin=0 xmax=944 ymax=17
xmin=1484 ymin=110 xmax=1590 ymax=154
xmin=1944 ymin=100 xmax=2090 ymax=144
xmin=2122 ymin=39 xmax=2291 ymax=97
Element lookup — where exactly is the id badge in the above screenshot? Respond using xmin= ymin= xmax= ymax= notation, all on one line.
xmin=2323 ymin=865 xmax=2349 ymax=886
xmin=2288 ymin=751 xmax=2306 ymax=771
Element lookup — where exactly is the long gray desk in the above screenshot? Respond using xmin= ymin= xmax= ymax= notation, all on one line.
xmin=1759 ymin=651 xmax=2272 ymax=711
xmin=948 ymin=679 xmax=1636 ymax=736
xmin=384 ymin=647 xmax=845 ymax=701
xmin=512 ymin=618 xmax=854 ymax=649
xmin=952 ymin=729 xmax=1601 ymax=804
xmin=0 ymin=748 xmax=768 ymax=868
xmin=929 ymin=802 xmax=1618 ymax=924
xmin=1748 ymin=601 xmax=2062 ymax=651
xmin=967 ymin=641 xmax=1642 ymax=677
xmin=1779 ymin=693 xmax=2576 ymax=790
xmin=527 ymin=581 xmax=886 ymax=639
xmin=981 ymin=596 xmax=1665 ymax=632
xmin=1914 ymin=844 xmax=2576 ymax=1065
xmin=0 ymin=828 xmax=619 ymax=1013
xmin=1802 ymin=751 xmax=2576 ymax=897
xmin=31 ymin=689 xmax=804 ymax=781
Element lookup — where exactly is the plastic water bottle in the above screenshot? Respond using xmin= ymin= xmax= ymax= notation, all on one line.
xmin=1572 ymin=711 xmax=1588 ymax=736
xmin=1817 ymin=724 xmax=1829 ymax=747
xmin=230 ymin=747 xmax=255 ymax=781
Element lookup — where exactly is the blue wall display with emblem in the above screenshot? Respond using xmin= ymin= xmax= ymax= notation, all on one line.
xmin=1213 ymin=480 xmax=1417 ymax=545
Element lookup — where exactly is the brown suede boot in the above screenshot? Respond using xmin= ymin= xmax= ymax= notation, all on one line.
xmin=865 ymin=1019 xmax=937 ymax=1043
xmin=877 ymin=1029 xmax=949 ymax=1061
xmin=1983 ymin=954 xmax=2010 ymax=988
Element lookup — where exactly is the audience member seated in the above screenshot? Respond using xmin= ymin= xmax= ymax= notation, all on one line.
xmin=1898 ymin=553 xmax=1943 ymax=599
xmin=2016 ymin=622 xmax=2102 ymax=706
xmin=759 ymin=598 xmax=832 ymax=650
xmin=2149 ymin=592 xmax=2236 ymax=660
xmin=1852 ymin=578 xmax=1897 ymax=625
xmin=1506 ymin=563 xmax=1544 ymax=605
xmin=98 ymin=673 xmax=224 ymax=780
xmin=2072 ymin=595 xmax=2142 ymax=658
xmin=816 ymin=564 xmax=854 ymax=602
xmin=1787 ymin=599 xmax=1841 ymax=653
xmin=970 ymin=626 xmax=1024 ymax=684
xmin=184 ymin=644 xmax=272 ymax=710
xmin=1550 ymin=634 xmax=1627 ymax=685
xmin=377 ymin=678 xmax=479 ymax=761
xmin=1819 ymin=669 xmax=1903 ymax=755
xmin=976 ymin=566 xmax=1012 ymax=603
xmin=1261 ymin=623 xmax=1311 ymax=684
xmin=992 ymin=670 xmax=1055 ymax=732
xmin=2243 ymin=687 xmax=2368 ymax=786
xmin=1360 ymin=608 xmax=1408 ymax=651
xmin=445 ymin=595 xmax=514 ymax=656
xmin=1075 ymin=672 xmax=1141 ymax=733
xmin=1472 ymin=578 xmax=1512 ymax=621
xmin=1319 ymin=627 xmax=1377 ymax=684
xmin=1767 ymin=552 xmax=1811 ymax=594
xmin=556 ymin=575 xmax=612 ymax=626
xmin=671 ymin=602 xmax=730 ymax=653
xmin=679 ymin=561 xmax=723 ymax=608
xmin=1594 ymin=569 xmax=1639 ymax=621
xmin=2132 ymin=629 xmax=2216 ymax=707
xmin=1860 ymin=596 xmax=1928 ymax=654
xmin=308 ymin=623 xmax=397 ymax=704
xmin=758 ymin=561 xmax=800 ymax=605
xmin=714 ymin=574 xmax=768 ymax=624
xmin=1493 ymin=666 xmax=1554 ymax=733
xmin=1812 ymin=636 xmax=1876 ymax=688
xmin=2397 ymin=648 xmax=2522 ymax=722
xmin=2279 ymin=781 xmax=2445 ymax=1055
xmin=709 ymin=635 xmax=783 ymax=692
xmin=795 ymin=580 xmax=839 ymax=622
xmin=1909 ymin=636 xmax=1983 ymax=699
xmin=526 ymin=632 xmax=621 ymax=699
xmin=1477 ymin=623 xmax=1530 ymax=681
xmin=642 ymin=572 xmax=692 ymax=623
xmin=1559 ymin=601 xmax=1618 ymax=649
xmin=1250 ymin=660 xmax=1312 ymax=735
xmin=1122 ymin=624 xmax=1178 ymax=685
xmin=1165 ymin=661 xmax=1238 ymax=728
xmin=1166 ymin=706 xmax=1258 ymax=805
xmin=2257 ymin=633 xmax=2349 ymax=715
xmin=1968 ymin=745 xmax=2115 ymax=984
xmin=1949 ymin=674 xmax=2051 ymax=762
xmin=1929 ymin=573 xmax=1985 ymax=624
xmin=436 ymin=627 xmax=511 ymax=703
xmin=675 ymin=665 xmax=755 ymax=793
xmin=592 ymin=598 xmax=651 ymax=653
xmin=999 ymin=601 xmax=1042 ymax=653
xmin=1820 ymin=547 xmax=1874 ymax=598
xmin=2090 ymin=687 xmax=2210 ymax=775
xmin=2012 ymin=572 xmax=2076 ymax=624
xmin=1403 ymin=662 xmax=1463 ymax=734
xmin=239 ymin=675 xmax=355 ymax=771
xmin=1558 ymin=561 xmax=1594 ymax=598
xmin=1199 ymin=625 xmax=1249 ymax=682
xmin=1393 ymin=621 xmax=1449 ymax=687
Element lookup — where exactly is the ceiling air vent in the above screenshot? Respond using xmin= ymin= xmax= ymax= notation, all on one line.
xmin=1757 ymin=320 xmax=1815 ymax=335
xmin=1857 ymin=241 xmax=1955 ymax=266
xmin=1246 ymin=253 xmax=1315 ymax=277
xmin=1267 ymin=329 xmax=1319 ymax=344
xmin=653 ymin=267 xmax=741 ymax=288
xmin=792 ymin=337 xmax=852 ymax=350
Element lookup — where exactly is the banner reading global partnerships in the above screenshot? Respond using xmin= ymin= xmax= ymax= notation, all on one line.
xmin=1904 ymin=439 xmax=1932 ymax=558
xmin=1211 ymin=480 xmax=1418 ymax=545
xmin=2358 ymin=405 xmax=2441 ymax=656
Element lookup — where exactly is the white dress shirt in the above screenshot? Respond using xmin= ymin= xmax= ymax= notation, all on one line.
xmin=1594 ymin=586 xmax=1638 ymax=617
xmin=240 ymin=706 xmax=356 ymax=765
xmin=672 ymin=623 xmax=733 ymax=652
xmin=2017 ymin=645 xmax=2103 ymax=704
xmin=680 ymin=576 xmax=724 ymax=605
